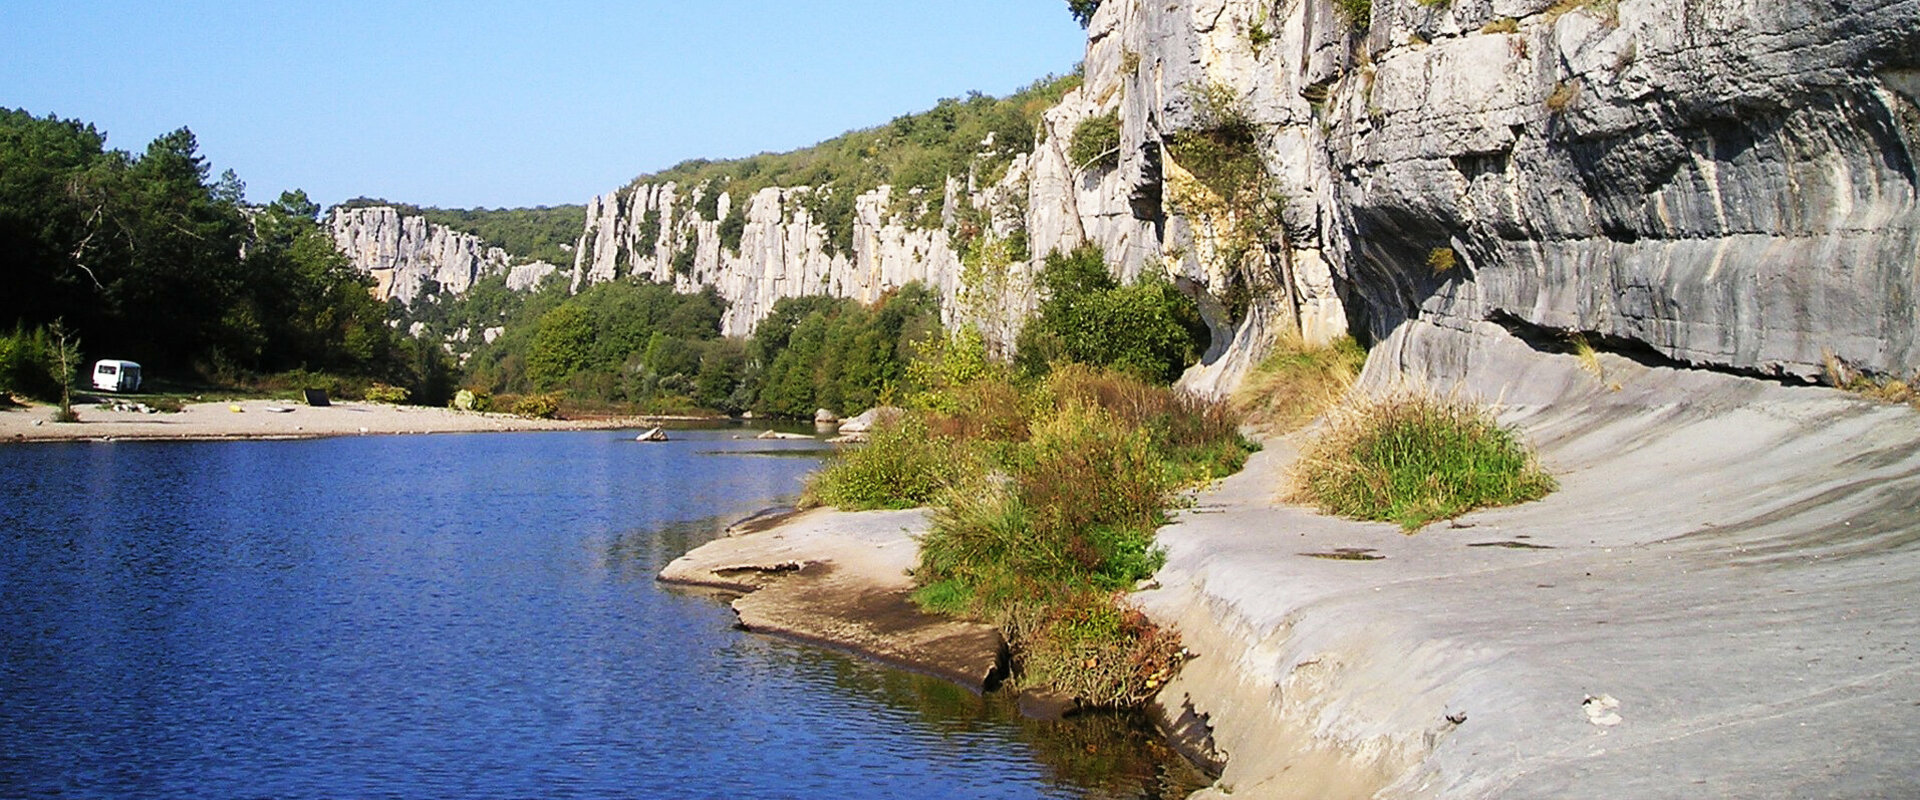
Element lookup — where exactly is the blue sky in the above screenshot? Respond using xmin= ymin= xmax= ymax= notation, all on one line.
xmin=3 ymin=1 xmax=1088 ymax=209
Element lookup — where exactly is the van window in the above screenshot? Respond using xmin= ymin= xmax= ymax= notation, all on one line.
xmin=98 ymin=365 xmax=117 ymax=375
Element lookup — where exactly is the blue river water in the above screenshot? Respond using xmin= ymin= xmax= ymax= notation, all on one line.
xmin=0 ymin=428 xmax=1204 ymax=799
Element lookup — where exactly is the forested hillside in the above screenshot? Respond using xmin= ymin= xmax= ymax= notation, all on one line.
xmin=634 ymin=74 xmax=1079 ymax=256
xmin=0 ymin=108 xmax=447 ymax=400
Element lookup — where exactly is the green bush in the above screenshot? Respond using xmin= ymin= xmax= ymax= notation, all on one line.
xmin=0 ymin=323 xmax=61 ymax=400
xmin=1068 ymin=111 xmax=1121 ymax=171
xmin=1334 ymin=0 xmax=1372 ymax=31
xmin=510 ymin=392 xmax=562 ymax=419
xmin=807 ymin=356 xmax=1252 ymax=707
xmin=806 ymin=416 xmax=960 ymax=510
xmin=364 ymin=383 xmax=410 ymax=404
xmin=718 ymin=200 xmax=747 ymax=253
xmin=1289 ymin=393 xmax=1556 ymax=530
xmin=1016 ymin=244 xmax=1207 ymax=384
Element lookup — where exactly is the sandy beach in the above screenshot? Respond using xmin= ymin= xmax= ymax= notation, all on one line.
xmin=0 ymin=398 xmax=665 ymax=443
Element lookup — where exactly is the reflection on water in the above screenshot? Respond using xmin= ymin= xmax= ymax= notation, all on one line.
xmin=1 ymin=429 xmax=1205 ymax=799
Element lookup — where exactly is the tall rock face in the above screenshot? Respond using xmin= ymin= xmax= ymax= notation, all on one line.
xmin=329 ymin=206 xmax=561 ymax=305
xmin=570 ymin=178 xmax=1043 ymax=349
xmin=568 ymin=0 xmax=1915 ymax=391
xmin=1087 ymin=0 xmax=1919 ymax=382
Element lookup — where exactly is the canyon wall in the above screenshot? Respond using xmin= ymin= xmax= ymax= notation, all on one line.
xmin=1090 ymin=0 xmax=1918 ymax=382
xmin=328 ymin=206 xmax=560 ymax=305
xmin=366 ymin=0 xmax=1916 ymax=392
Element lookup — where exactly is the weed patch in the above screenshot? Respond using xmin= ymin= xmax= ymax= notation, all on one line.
xmin=1824 ymin=351 xmax=1920 ymax=409
xmin=1289 ymin=392 xmax=1555 ymax=530
xmin=807 ymin=416 xmax=965 ymax=510
xmin=807 ymin=355 xmax=1251 ymax=707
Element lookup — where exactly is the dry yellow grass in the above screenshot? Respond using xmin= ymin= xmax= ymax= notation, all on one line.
xmin=1231 ymin=333 xmax=1369 ymax=433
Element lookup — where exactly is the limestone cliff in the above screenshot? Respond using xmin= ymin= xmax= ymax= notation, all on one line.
xmin=548 ymin=0 xmax=1920 ymax=392
xmin=1085 ymin=0 xmax=1919 ymax=383
xmin=570 ymin=177 xmax=1039 ymax=348
xmin=328 ymin=206 xmax=562 ymax=305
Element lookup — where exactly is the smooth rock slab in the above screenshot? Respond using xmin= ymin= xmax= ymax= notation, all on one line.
xmin=658 ymin=507 xmax=1008 ymax=692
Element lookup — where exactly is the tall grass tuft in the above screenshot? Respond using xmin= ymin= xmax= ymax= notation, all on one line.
xmin=1232 ymin=333 xmax=1368 ymax=433
xmin=1289 ymin=392 xmax=1555 ymax=531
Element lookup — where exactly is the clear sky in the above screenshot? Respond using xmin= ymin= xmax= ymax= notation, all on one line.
xmin=3 ymin=1 xmax=1089 ymax=210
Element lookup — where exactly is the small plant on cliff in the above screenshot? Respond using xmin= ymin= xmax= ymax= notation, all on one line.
xmin=1289 ymin=392 xmax=1555 ymax=530
xmin=1427 ymin=246 xmax=1458 ymax=274
xmin=1068 ymin=111 xmax=1121 ymax=172
xmin=1335 ymin=0 xmax=1373 ymax=31
xmin=635 ymin=205 xmax=663 ymax=254
xmin=1823 ymin=350 xmax=1920 ymax=408
xmin=1546 ymin=80 xmax=1581 ymax=113
xmin=717 ymin=200 xmax=746 ymax=254
xmin=671 ymin=244 xmax=697 ymax=277
xmin=1482 ymin=16 xmax=1520 ymax=33
xmin=1067 ymin=0 xmax=1101 ymax=27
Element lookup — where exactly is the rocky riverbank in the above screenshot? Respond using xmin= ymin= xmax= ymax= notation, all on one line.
xmin=659 ymin=322 xmax=1920 ymax=798
xmin=657 ymin=507 xmax=1008 ymax=692
xmin=1138 ymin=323 xmax=1920 ymax=798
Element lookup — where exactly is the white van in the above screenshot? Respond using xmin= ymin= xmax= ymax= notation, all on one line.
xmin=92 ymin=360 xmax=142 ymax=392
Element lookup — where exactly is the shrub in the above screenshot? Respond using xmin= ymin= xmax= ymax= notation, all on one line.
xmin=1167 ymin=84 xmax=1262 ymax=202
xmin=1427 ymin=247 xmax=1457 ymax=274
xmin=1068 ymin=111 xmax=1121 ymax=172
xmin=510 ymin=392 xmax=562 ymax=419
xmin=0 ymin=323 xmax=61 ymax=401
xmin=1013 ymin=403 xmax=1171 ymax=570
xmin=1012 ymin=592 xmax=1184 ymax=708
xmin=1289 ymin=392 xmax=1556 ymax=530
xmin=1232 ymin=334 xmax=1368 ymax=433
xmin=364 ymin=383 xmax=410 ymax=404
xmin=1015 ymin=244 xmax=1207 ymax=384
xmin=453 ymin=387 xmax=493 ymax=411
xmin=1335 ymin=0 xmax=1372 ymax=31
xmin=819 ymin=356 xmax=1252 ymax=707
xmin=717 ymin=201 xmax=747 ymax=254
xmin=806 ymin=416 xmax=962 ymax=510
xmin=1482 ymin=16 xmax=1520 ymax=33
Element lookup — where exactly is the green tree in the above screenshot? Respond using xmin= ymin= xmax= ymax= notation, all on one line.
xmin=1017 ymin=244 xmax=1207 ymax=383
xmin=1068 ymin=0 xmax=1101 ymax=26
xmin=526 ymin=303 xmax=594 ymax=389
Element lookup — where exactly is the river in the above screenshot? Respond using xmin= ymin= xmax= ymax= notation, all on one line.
xmin=0 ymin=429 xmax=1205 ymax=799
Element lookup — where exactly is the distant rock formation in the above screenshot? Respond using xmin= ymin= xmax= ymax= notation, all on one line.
xmin=328 ymin=206 xmax=561 ymax=305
